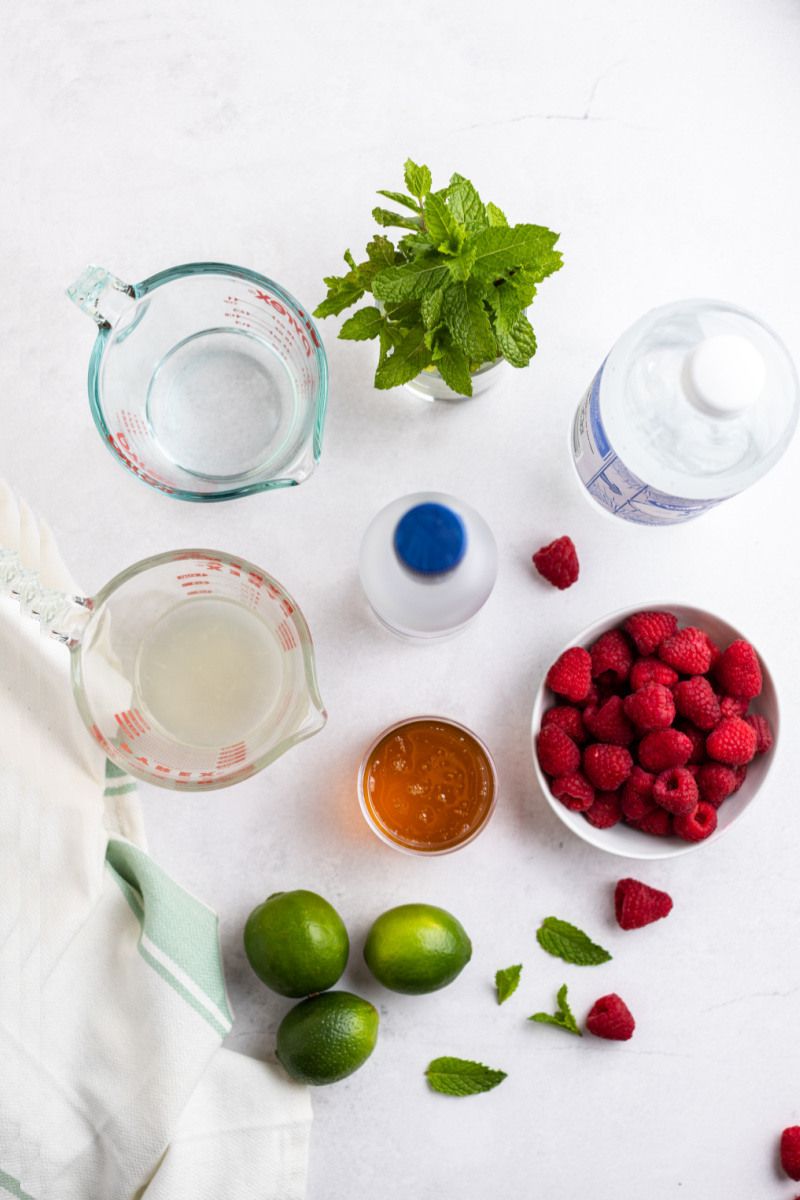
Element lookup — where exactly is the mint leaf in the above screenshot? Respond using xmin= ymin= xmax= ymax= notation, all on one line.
xmin=536 ymin=917 xmax=612 ymax=966
xmin=366 ymin=235 xmax=402 ymax=268
xmin=339 ymin=306 xmax=384 ymax=341
xmin=372 ymin=207 xmax=423 ymax=232
xmin=444 ymin=242 xmax=477 ymax=283
xmin=404 ymin=158 xmax=432 ymax=200
xmin=471 ymin=224 xmax=561 ymax=282
xmin=423 ymin=192 xmax=466 ymax=255
xmin=385 ymin=298 xmax=422 ymax=327
xmin=495 ymin=310 xmax=537 ymax=368
xmin=431 ymin=329 xmax=473 ymax=396
xmin=486 ymin=201 xmax=509 ymax=227
xmin=376 ymin=189 xmax=421 ymax=214
xmin=447 ymin=173 xmax=487 ymax=231
xmin=426 ymin=1057 xmax=507 ymax=1096
xmin=441 ymin=278 xmax=496 ymax=364
xmin=374 ymin=323 xmax=432 ymax=389
xmin=420 ymin=288 xmax=444 ymax=329
xmin=372 ymin=255 xmax=450 ymax=303
xmin=529 ymin=984 xmax=582 ymax=1035
xmin=495 ymin=964 xmax=522 ymax=1004
xmin=313 ymin=279 xmax=364 ymax=319
xmin=506 ymin=268 xmax=539 ymax=307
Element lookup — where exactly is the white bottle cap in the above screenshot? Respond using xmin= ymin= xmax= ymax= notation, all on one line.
xmin=682 ymin=333 xmax=766 ymax=417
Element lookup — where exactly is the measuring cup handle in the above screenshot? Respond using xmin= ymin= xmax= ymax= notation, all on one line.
xmin=0 ymin=549 xmax=92 ymax=646
xmin=66 ymin=265 xmax=135 ymax=328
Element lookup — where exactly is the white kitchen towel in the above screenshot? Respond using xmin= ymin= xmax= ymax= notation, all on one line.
xmin=0 ymin=482 xmax=312 ymax=1200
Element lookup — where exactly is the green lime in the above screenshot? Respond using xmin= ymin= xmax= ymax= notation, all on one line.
xmin=363 ymin=903 xmax=472 ymax=995
xmin=243 ymin=889 xmax=349 ymax=998
xmin=276 ymin=991 xmax=379 ymax=1085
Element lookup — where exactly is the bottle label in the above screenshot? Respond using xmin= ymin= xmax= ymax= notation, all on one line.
xmin=572 ymin=361 xmax=730 ymax=525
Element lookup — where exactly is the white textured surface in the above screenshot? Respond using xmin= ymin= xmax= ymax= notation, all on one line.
xmin=7 ymin=0 xmax=800 ymax=1196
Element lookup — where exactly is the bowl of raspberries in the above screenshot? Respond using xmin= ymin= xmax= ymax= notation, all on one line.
xmin=531 ymin=605 xmax=778 ymax=858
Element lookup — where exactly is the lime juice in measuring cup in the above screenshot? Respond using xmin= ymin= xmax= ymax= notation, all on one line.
xmin=10 ymin=549 xmax=326 ymax=790
xmin=66 ymin=263 xmax=328 ymax=501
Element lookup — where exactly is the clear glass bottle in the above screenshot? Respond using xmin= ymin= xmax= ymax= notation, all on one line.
xmin=571 ymin=300 xmax=799 ymax=525
xmin=359 ymin=492 xmax=498 ymax=642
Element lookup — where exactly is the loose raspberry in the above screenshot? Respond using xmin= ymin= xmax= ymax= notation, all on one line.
xmin=658 ymin=626 xmax=713 ymax=675
xmin=629 ymin=657 xmax=679 ymax=691
xmin=623 ymin=682 xmax=676 ymax=731
xmin=674 ymin=719 xmax=707 ymax=765
xmin=637 ymin=728 xmax=693 ymax=773
xmin=583 ymin=744 xmax=633 ymax=791
xmin=533 ymin=536 xmax=579 ymax=590
xmin=590 ymin=629 xmax=634 ymax=682
xmin=537 ymin=725 xmax=581 ymax=778
xmin=706 ymin=717 xmax=757 ymax=766
xmin=546 ymin=647 xmax=592 ymax=703
xmin=583 ymin=696 xmax=635 ymax=746
xmin=781 ymin=1127 xmax=800 ymax=1182
xmin=614 ymin=878 xmax=673 ymax=930
xmin=624 ymin=611 xmax=678 ymax=656
xmin=673 ymin=676 xmax=721 ymax=732
xmin=584 ymin=791 xmax=623 ymax=829
xmin=586 ymin=994 xmax=635 ymax=1041
xmin=542 ymin=705 xmax=587 ymax=744
xmin=696 ymin=763 xmax=737 ymax=808
xmin=673 ymin=801 xmax=717 ymax=842
xmin=621 ymin=767 xmax=656 ymax=821
xmin=551 ymin=772 xmax=595 ymax=812
xmin=715 ymin=639 xmax=762 ymax=699
xmin=635 ymin=808 xmax=674 ymax=836
xmin=745 ymin=713 xmax=773 ymax=754
xmin=652 ymin=767 xmax=699 ymax=815
xmin=719 ymin=694 xmax=749 ymax=719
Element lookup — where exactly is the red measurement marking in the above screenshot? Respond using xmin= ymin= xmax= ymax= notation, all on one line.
xmin=248 ymin=572 xmax=263 ymax=587
xmin=229 ymin=563 xmax=242 ymax=577
xmin=134 ymin=755 xmax=149 ymax=765
xmin=185 ymin=589 xmax=213 ymax=595
xmin=91 ymin=725 xmax=114 ymax=754
xmin=275 ymin=619 xmax=296 ymax=652
xmin=204 ymin=559 xmax=224 ymax=572
xmin=178 ymin=771 xmax=192 ymax=778
xmin=216 ymin=742 xmax=247 ymax=768
xmin=177 ymin=573 xmax=209 ymax=581
xmin=155 ymin=765 xmax=172 ymax=773
xmin=251 ymin=289 xmax=313 ymax=357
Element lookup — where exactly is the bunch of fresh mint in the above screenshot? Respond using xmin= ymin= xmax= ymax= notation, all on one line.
xmin=313 ymin=159 xmax=563 ymax=396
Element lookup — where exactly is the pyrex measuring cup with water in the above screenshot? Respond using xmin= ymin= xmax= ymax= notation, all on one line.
xmin=5 ymin=548 xmax=326 ymax=790
xmin=66 ymin=263 xmax=328 ymax=501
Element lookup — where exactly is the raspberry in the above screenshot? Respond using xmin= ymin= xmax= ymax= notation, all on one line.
xmin=575 ymin=682 xmax=600 ymax=710
xmin=582 ymin=744 xmax=633 ymax=791
xmin=781 ymin=1127 xmax=800 ymax=1182
xmin=621 ymin=767 xmax=656 ymax=821
xmin=731 ymin=763 xmax=747 ymax=792
xmin=542 ymin=705 xmax=587 ymax=744
xmin=537 ymin=725 xmax=581 ymax=778
xmin=635 ymin=808 xmax=674 ymax=836
xmin=551 ymin=772 xmax=595 ymax=812
xmin=715 ymin=639 xmax=762 ymax=699
xmin=584 ymin=791 xmax=623 ymax=829
xmin=623 ymin=682 xmax=676 ymax=731
xmin=706 ymin=717 xmax=757 ymax=766
xmin=652 ymin=767 xmax=699 ymax=815
xmin=674 ymin=719 xmax=707 ymax=765
xmin=673 ymin=800 xmax=717 ymax=842
xmin=637 ymin=728 xmax=693 ymax=773
xmin=586 ymin=993 xmax=635 ymax=1041
xmin=590 ymin=629 xmax=634 ymax=682
xmin=673 ymin=676 xmax=721 ymax=732
xmin=658 ymin=626 xmax=713 ymax=675
xmin=546 ymin=647 xmax=592 ymax=702
xmin=614 ymin=878 xmax=673 ymax=930
xmin=745 ymin=713 xmax=773 ymax=754
xmin=629 ymin=657 xmax=679 ymax=691
xmin=702 ymin=632 xmax=722 ymax=670
xmin=624 ymin=611 xmax=678 ymax=656
xmin=533 ymin=536 xmax=579 ymax=590
xmin=719 ymin=694 xmax=749 ymax=719
xmin=696 ymin=763 xmax=737 ymax=808
xmin=583 ymin=696 xmax=635 ymax=746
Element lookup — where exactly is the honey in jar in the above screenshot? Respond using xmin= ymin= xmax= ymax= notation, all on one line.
xmin=359 ymin=717 xmax=497 ymax=854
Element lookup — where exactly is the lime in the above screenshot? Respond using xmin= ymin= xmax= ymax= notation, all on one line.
xmin=243 ymin=889 xmax=349 ymax=998
xmin=276 ymin=991 xmax=379 ymax=1085
xmin=363 ymin=903 xmax=472 ymax=994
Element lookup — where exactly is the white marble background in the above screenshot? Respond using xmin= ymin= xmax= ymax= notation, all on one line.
xmin=6 ymin=0 xmax=800 ymax=1196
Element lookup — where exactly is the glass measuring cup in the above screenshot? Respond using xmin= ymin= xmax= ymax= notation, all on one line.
xmin=66 ymin=263 xmax=328 ymax=501
xmin=11 ymin=548 xmax=326 ymax=790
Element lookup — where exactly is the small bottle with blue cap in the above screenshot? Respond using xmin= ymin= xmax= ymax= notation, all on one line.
xmin=359 ymin=492 xmax=498 ymax=642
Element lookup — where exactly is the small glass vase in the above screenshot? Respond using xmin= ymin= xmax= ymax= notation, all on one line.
xmin=403 ymin=356 xmax=507 ymax=403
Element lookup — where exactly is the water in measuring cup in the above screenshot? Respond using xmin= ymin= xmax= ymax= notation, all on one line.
xmin=134 ymin=597 xmax=284 ymax=747
xmin=146 ymin=329 xmax=297 ymax=479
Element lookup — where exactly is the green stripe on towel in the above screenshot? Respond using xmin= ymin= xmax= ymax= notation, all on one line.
xmin=0 ymin=1169 xmax=37 ymax=1199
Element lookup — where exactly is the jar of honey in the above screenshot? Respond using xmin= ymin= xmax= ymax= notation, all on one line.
xmin=358 ymin=717 xmax=498 ymax=855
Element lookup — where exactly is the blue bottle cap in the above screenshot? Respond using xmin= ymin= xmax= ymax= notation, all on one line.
xmin=393 ymin=503 xmax=467 ymax=576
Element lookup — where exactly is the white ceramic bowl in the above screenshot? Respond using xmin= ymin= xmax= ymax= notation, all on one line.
xmin=530 ymin=603 xmax=779 ymax=859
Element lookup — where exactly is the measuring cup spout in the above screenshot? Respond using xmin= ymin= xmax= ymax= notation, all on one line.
xmin=66 ymin=265 xmax=135 ymax=328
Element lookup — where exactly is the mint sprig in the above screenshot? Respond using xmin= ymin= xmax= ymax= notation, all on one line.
xmin=529 ymin=984 xmax=582 ymax=1036
xmin=536 ymin=917 xmax=612 ymax=966
xmin=495 ymin=964 xmax=522 ymax=1005
xmin=425 ymin=1057 xmax=507 ymax=1096
xmin=314 ymin=158 xmax=563 ymax=396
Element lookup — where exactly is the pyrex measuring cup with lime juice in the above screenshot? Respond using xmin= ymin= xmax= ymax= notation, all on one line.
xmin=4 ymin=548 xmax=326 ymax=790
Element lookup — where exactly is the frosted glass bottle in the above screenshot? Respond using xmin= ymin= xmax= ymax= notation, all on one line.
xmin=359 ymin=492 xmax=498 ymax=642
xmin=571 ymin=300 xmax=799 ymax=525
